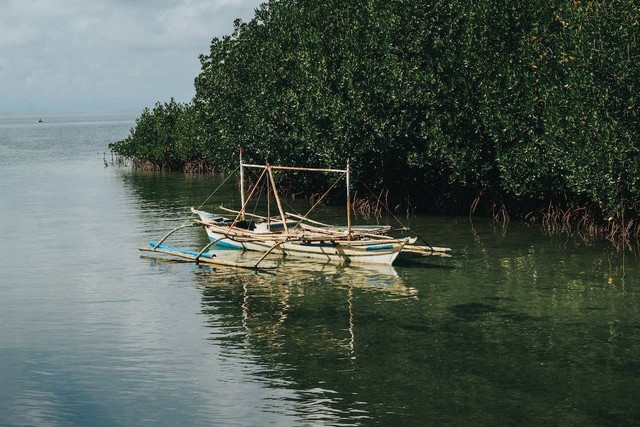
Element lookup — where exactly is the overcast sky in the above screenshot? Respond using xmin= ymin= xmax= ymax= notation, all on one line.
xmin=0 ymin=0 xmax=264 ymax=113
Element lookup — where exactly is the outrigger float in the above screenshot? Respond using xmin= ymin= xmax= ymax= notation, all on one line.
xmin=139 ymin=241 xmax=278 ymax=270
xmin=140 ymin=152 xmax=451 ymax=269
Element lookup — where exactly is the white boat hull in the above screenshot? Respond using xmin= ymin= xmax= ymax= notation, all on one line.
xmin=203 ymin=227 xmax=406 ymax=265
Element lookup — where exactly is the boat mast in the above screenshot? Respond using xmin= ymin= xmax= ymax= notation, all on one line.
xmin=240 ymin=161 xmax=350 ymax=235
xmin=346 ymin=159 xmax=352 ymax=237
xmin=239 ymin=149 xmax=245 ymax=220
xmin=266 ymin=164 xmax=289 ymax=233
xmin=266 ymin=167 xmax=271 ymax=229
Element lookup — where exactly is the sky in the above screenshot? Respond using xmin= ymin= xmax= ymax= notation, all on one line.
xmin=0 ymin=0 xmax=264 ymax=113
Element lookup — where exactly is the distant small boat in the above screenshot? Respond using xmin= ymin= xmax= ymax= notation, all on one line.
xmin=36 ymin=118 xmax=43 ymax=123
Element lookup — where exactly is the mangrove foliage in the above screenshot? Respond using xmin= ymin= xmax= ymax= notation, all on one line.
xmin=110 ymin=0 xmax=640 ymax=237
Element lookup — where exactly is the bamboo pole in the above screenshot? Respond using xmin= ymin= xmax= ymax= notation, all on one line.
xmin=401 ymin=245 xmax=452 ymax=254
xmin=139 ymin=246 xmax=276 ymax=269
xmin=254 ymin=240 xmax=286 ymax=267
xmin=219 ymin=206 xmax=269 ymax=220
xmin=346 ymin=159 xmax=352 ymax=237
xmin=266 ymin=164 xmax=289 ymax=233
xmin=267 ymin=167 xmax=271 ymax=230
xmin=195 ymin=240 xmax=218 ymax=263
xmin=239 ymin=149 xmax=245 ymax=220
xmin=285 ymin=212 xmax=391 ymax=235
xmin=286 ymin=212 xmax=332 ymax=227
xmin=228 ymin=167 xmax=268 ymax=232
xmin=152 ymin=223 xmax=197 ymax=249
xmin=242 ymin=163 xmax=348 ymax=174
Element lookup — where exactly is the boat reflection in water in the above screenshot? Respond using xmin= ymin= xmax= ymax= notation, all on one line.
xmin=141 ymin=254 xmax=420 ymax=424
xmin=205 ymin=261 xmax=416 ymax=423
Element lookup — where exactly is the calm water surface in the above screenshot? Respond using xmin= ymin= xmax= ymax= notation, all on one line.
xmin=1 ymin=113 xmax=639 ymax=426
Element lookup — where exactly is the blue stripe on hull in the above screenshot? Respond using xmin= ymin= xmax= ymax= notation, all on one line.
xmin=365 ymin=244 xmax=394 ymax=251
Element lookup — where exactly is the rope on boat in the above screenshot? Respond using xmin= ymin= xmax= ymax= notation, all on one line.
xmin=196 ymin=165 xmax=240 ymax=210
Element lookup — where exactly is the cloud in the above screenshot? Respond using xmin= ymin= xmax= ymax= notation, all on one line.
xmin=0 ymin=0 xmax=263 ymax=112
xmin=0 ymin=22 xmax=42 ymax=48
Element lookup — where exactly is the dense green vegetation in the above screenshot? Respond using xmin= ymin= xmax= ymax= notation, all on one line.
xmin=110 ymin=0 xmax=639 ymax=235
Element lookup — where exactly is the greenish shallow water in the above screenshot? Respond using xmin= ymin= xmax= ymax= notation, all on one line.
xmin=1 ymin=113 xmax=639 ymax=426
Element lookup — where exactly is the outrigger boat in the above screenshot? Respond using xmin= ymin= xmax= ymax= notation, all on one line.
xmin=141 ymin=152 xmax=450 ymax=268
